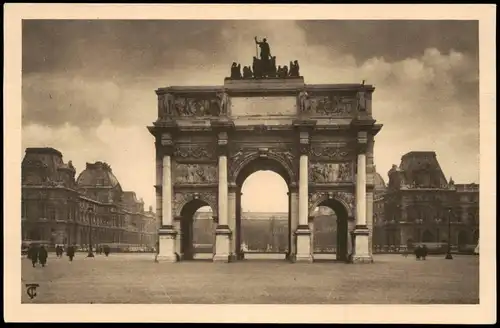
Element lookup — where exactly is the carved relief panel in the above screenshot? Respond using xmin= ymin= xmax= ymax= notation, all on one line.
xmin=158 ymin=92 xmax=229 ymax=119
xmin=309 ymin=162 xmax=353 ymax=183
xmin=174 ymin=163 xmax=218 ymax=184
xmin=299 ymin=92 xmax=356 ymax=116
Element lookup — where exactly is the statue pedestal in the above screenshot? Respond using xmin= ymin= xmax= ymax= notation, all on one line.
xmin=295 ymin=227 xmax=313 ymax=263
xmin=157 ymin=229 xmax=178 ymax=263
xmin=213 ymin=226 xmax=231 ymax=263
xmin=352 ymin=227 xmax=373 ymax=264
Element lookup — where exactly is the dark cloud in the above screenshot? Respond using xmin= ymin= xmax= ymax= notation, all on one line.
xmin=298 ymin=20 xmax=479 ymax=63
xmin=23 ymin=20 xmax=478 ymax=75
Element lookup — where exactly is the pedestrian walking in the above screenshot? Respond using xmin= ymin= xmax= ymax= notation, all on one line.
xmin=414 ymin=245 xmax=421 ymax=260
xmin=38 ymin=245 xmax=48 ymax=267
xmin=103 ymin=245 xmax=110 ymax=257
xmin=67 ymin=245 xmax=75 ymax=262
xmin=154 ymin=241 xmax=159 ymax=263
xmin=421 ymin=244 xmax=428 ymax=260
xmin=28 ymin=244 xmax=39 ymax=267
xmin=56 ymin=245 xmax=63 ymax=258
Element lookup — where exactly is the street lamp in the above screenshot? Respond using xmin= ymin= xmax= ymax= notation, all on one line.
xmin=445 ymin=208 xmax=453 ymax=260
xmin=87 ymin=207 xmax=95 ymax=258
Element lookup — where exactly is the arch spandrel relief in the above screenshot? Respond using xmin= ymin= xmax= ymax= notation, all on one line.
xmin=228 ymin=146 xmax=297 ymax=184
xmin=308 ymin=191 xmax=355 ymax=218
xmin=173 ymin=191 xmax=218 ymax=218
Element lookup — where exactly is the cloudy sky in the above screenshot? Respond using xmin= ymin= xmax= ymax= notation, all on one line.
xmin=22 ymin=20 xmax=479 ymax=212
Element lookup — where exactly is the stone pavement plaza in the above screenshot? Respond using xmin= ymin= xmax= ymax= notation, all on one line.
xmin=21 ymin=253 xmax=479 ymax=304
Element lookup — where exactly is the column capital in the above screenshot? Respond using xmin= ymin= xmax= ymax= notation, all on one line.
xmin=158 ymin=132 xmax=175 ymax=157
xmin=357 ymin=130 xmax=368 ymax=154
xmin=288 ymin=182 xmax=299 ymax=193
xmin=299 ymin=144 xmax=310 ymax=156
xmin=357 ymin=143 xmax=368 ymax=154
xmin=154 ymin=185 xmax=162 ymax=194
xmin=228 ymin=183 xmax=238 ymax=193
xmin=217 ymin=144 xmax=229 ymax=157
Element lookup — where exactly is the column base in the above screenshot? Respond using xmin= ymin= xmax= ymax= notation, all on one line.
xmin=295 ymin=226 xmax=312 ymax=263
xmin=295 ymin=254 xmax=314 ymax=263
xmin=213 ymin=225 xmax=231 ymax=263
xmin=157 ymin=228 xmax=178 ymax=263
xmin=352 ymin=226 xmax=372 ymax=264
xmin=351 ymin=255 xmax=373 ymax=264
xmin=156 ymin=254 xmax=178 ymax=263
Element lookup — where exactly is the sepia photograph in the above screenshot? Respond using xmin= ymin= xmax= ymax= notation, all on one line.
xmin=4 ymin=4 xmax=496 ymax=324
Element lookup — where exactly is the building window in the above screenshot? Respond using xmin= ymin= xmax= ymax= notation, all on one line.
xmin=48 ymin=206 xmax=56 ymax=220
xmin=39 ymin=202 xmax=47 ymax=218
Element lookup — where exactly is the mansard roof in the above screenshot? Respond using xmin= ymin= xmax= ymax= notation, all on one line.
xmin=76 ymin=161 xmax=121 ymax=189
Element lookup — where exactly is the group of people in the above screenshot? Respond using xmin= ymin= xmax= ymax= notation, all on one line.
xmin=27 ymin=244 xmax=76 ymax=267
xmin=412 ymin=244 xmax=429 ymax=260
xmin=26 ymin=244 xmax=111 ymax=267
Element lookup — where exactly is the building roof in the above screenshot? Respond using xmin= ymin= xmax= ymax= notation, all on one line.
xmin=25 ymin=147 xmax=63 ymax=157
xmin=373 ymin=165 xmax=386 ymax=191
xmin=76 ymin=161 xmax=121 ymax=188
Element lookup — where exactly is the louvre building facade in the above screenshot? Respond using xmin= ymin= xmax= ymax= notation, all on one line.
xmin=21 ymin=148 xmax=157 ymax=250
xmin=373 ymin=151 xmax=479 ymax=253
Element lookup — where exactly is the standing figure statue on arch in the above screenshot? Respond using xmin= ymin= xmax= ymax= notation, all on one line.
xmin=254 ymin=36 xmax=273 ymax=77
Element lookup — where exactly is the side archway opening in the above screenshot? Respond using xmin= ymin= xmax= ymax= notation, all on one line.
xmin=312 ymin=198 xmax=351 ymax=262
xmin=179 ymin=199 xmax=216 ymax=261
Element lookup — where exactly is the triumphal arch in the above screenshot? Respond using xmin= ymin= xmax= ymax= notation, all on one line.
xmin=148 ymin=40 xmax=382 ymax=263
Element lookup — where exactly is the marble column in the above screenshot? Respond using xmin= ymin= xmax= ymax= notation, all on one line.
xmin=173 ymin=219 xmax=182 ymax=258
xmin=157 ymin=144 xmax=178 ymax=262
xmin=288 ymin=187 xmax=299 ymax=262
xmin=309 ymin=216 xmax=315 ymax=261
xmin=352 ymin=131 xmax=373 ymax=263
xmin=227 ymin=184 xmax=237 ymax=261
xmin=295 ymin=152 xmax=313 ymax=262
xmin=236 ymin=191 xmax=243 ymax=260
xmin=213 ymin=143 xmax=231 ymax=262
xmin=366 ymin=191 xmax=374 ymax=257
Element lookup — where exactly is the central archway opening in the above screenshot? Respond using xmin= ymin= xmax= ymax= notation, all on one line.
xmin=179 ymin=200 xmax=216 ymax=261
xmin=235 ymin=157 xmax=291 ymax=261
xmin=312 ymin=198 xmax=351 ymax=262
